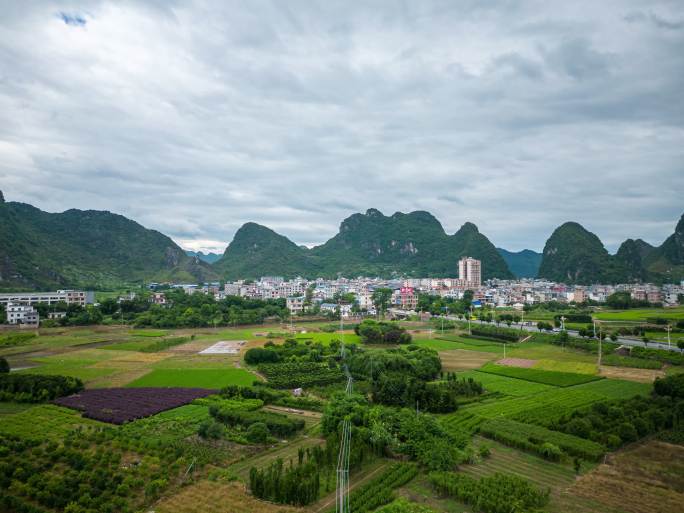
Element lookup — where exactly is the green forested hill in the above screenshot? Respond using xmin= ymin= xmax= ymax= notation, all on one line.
xmin=0 ymin=193 xmax=216 ymax=290
xmin=497 ymin=248 xmax=542 ymax=278
xmin=214 ymin=209 xmax=514 ymax=280
xmin=212 ymin=222 xmax=314 ymax=280
xmin=537 ymin=214 xmax=684 ymax=284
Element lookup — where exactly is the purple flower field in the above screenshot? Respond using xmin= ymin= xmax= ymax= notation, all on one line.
xmin=54 ymin=387 xmax=214 ymax=424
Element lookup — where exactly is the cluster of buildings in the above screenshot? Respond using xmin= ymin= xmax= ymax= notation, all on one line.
xmin=150 ymin=255 xmax=683 ymax=317
xmin=0 ymin=290 xmax=93 ymax=327
xmin=4 ymin=256 xmax=683 ymax=325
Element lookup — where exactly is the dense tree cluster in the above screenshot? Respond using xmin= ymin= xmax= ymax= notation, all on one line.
xmin=320 ymin=393 xmax=471 ymax=470
xmin=0 ymin=433 xmax=165 ymax=513
xmin=355 ymin=320 xmax=412 ymax=344
xmin=0 ymin=374 xmax=83 ymax=402
xmin=469 ymin=324 xmax=520 ymax=342
xmin=209 ymin=405 xmax=304 ymax=438
xmin=549 ymin=395 xmax=682 ymax=450
xmin=37 ymin=290 xmax=289 ymax=328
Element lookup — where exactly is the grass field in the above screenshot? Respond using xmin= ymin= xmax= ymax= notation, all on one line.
xmin=0 ymin=404 xmax=103 ymax=440
xmin=478 ymin=362 xmax=603 ymax=387
xmin=594 ymin=306 xmax=684 ymax=322
xmin=126 ymin=368 xmax=258 ymax=388
xmin=294 ymin=332 xmax=361 ymax=345
xmin=438 ymin=349 xmax=497 ymax=371
xmin=459 ymin=370 xmax=554 ymax=396
xmin=155 ymin=480 xmax=299 ymax=513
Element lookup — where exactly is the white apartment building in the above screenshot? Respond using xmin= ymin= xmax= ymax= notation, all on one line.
xmin=6 ymin=303 xmax=40 ymax=326
xmin=0 ymin=290 xmax=91 ymax=307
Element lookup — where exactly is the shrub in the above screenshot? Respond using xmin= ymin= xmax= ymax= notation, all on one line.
xmin=246 ymin=422 xmax=270 ymax=443
xmin=0 ymin=357 xmax=9 ymax=373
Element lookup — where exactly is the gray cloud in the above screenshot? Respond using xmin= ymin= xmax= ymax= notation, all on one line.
xmin=1 ymin=0 xmax=683 ymax=255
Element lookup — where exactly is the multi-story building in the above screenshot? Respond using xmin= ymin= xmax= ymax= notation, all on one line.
xmin=457 ymin=256 xmax=481 ymax=289
xmin=286 ymin=297 xmax=305 ymax=315
xmin=0 ymin=290 xmax=91 ymax=307
xmin=5 ymin=303 xmax=40 ymax=326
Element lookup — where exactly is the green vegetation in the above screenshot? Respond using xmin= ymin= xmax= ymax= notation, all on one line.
xmin=0 ymin=404 xmax=103 ymax=440
xmin=0 ymin=197 xmax=214 ymax=290
xmin=355 ymin=319 xmax=412 ymax=344
xmin=537 ymin=214 xmax=684 ymax=284
xmin=0 ymin=374 xmax=83 ymax=402
xmin=479 ymin=418 xmax=605 ymax=461
xmin=429 ymin=471 xmax=550 ymax=513
xmin=548 ymin=395 xmax=681 ymax=450
xmin=258 ymin=362 xmax=344 ymax=388
xmin=345 ymin=463 xmax=419 ymax=513
xmin=126 ymin=368 xmax=257 ymax=388
xmin=458 ymin=371 xmax=554 ymax=397
xmin=210 ymin=405 xmax=305 ymax=437
xmin=478 ymin=363 xmax=602 ymax=387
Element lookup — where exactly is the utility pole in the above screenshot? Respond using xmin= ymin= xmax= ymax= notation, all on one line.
xmin=560 ymin=316 xmax=566 ymax=331
xmin=468 ymin=307 xmax=472 ymax=335
xmin=666 ymin=324 xmax=672 ymax=349
xmin=597 ymin=321 xmax=602 ymax=368
xmin=593 ymin=320 xmax=597 ymax=339
xmin=504 ymin=341 xmax=506 ymax=359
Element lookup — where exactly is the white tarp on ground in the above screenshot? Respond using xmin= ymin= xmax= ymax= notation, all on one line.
xmin=199 ymin=340 xmax=246 ymax=354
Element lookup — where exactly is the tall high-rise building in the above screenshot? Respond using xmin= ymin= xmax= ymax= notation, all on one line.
xmin=458 ymin=257 xmax=481 ymax=288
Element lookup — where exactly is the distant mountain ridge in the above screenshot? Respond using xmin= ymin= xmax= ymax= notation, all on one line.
xmin=497 ymin=248 xmax=542 ymax=278
xmin=214 ymin=208 xmax=514 ymax=280
xmin=3 ymin=189 xmax=682 ymax=289
xmin=185 ymin=250 xmax=222 ymax=264
xmin=0 ymin=192 xmax=216 ymax=290
xmin=537 ymin=214 xmax=684 ymax=284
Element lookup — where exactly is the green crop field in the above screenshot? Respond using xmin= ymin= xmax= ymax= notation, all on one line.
xmin=478 ymin=363 xmax=603 ymax=387
xmin=0 ymin=404 xmax=103 ymax=441
xmin=594 ymin=307 xmax=684 ymax=322
xmin=294 ymin=332 xmax=361 ymax=345
xmin=126 ymin=368 xmax=258 ymax=388
xmin=459 ymin=370 xmax=554 ymax=396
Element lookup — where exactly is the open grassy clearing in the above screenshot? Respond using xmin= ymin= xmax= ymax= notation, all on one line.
xmin=438 ymin=349 xmax=497 ymax=371
xmin=532 ymin=359 xmax=598 ymax=374
xmin=599 ymin=365 xmax=665 ymax=383
xmin=126 ymin=368 xmax=258 ymax=388
xmin=0 ymin=404 xmax=103 ymax=440
xmin=154 ymin=480 xmax=299 ymax=513
xmin=294 ymin=331 xmax=361 ymax=345
xmin=568 ymin=440 xmax=684 ymax=513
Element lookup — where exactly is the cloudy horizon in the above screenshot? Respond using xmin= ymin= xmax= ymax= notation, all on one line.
xmin=1 ymin=1 xmax=683 ymax=254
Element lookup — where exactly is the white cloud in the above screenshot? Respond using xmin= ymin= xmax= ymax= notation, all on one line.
xmin=0 ymin=0 xmax=682 ymax=254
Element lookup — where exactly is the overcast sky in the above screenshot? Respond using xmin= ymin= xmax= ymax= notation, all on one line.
xmin=1 ymin=1 xmax=683 ymax=254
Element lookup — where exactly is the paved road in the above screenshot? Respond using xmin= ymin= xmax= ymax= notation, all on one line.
xmin=442 ymin=316 xmax=682 ymax=353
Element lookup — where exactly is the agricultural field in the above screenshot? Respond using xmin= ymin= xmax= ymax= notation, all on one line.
xmin=594 ymin=306 xmax=684 ymax=322
xmin=0 ymin=320 xmax=680 ymax=513
xmin=457 ymin=370 xmax=554 ymax=397
xmin=569 ymin=440 xmax=684 ymax=513
xmin=0 ymin=404 xmax=104 ymax=440
xmin=126 ymin=368 xmax=258 ymax=388
xmin=477 ymin=362 xmax=603 ymax=387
